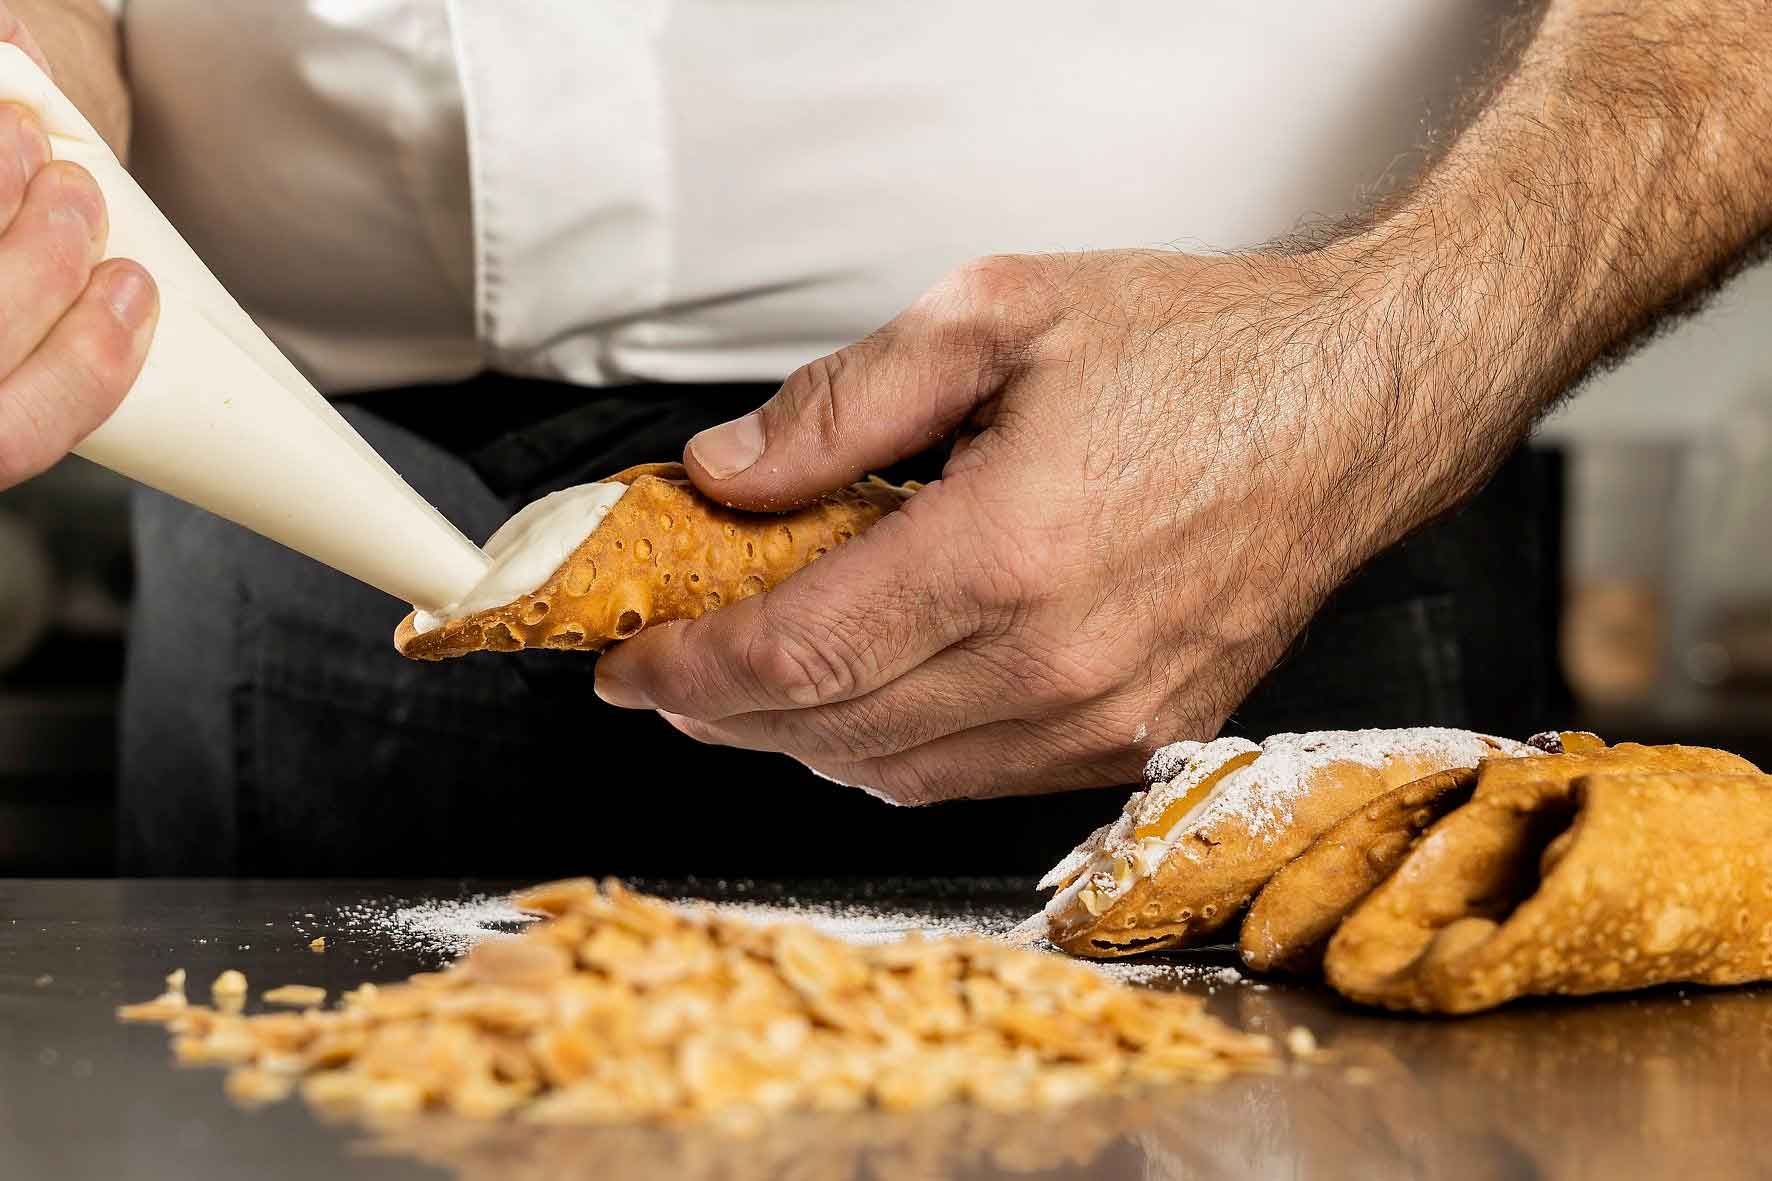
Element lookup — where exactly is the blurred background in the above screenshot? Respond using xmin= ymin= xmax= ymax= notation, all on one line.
xmin=4 ymin=257 xmax=1768 ymax=874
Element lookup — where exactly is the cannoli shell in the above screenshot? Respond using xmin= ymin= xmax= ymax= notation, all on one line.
xmin=1462 ymin=740 xmax=1753 ymax=798
xmin=1244 ymin=742 xmax=1751 ymax=977
xmin=1051 ymin=749 xmax=1483 ymax=959
xmin=1325 ymin=768 xmax=1772 ymax=1014
xmin=1239 ymin=766 xmax=1480 ymax=976
xmin=396 ymin=463 xmax=914 ymax=660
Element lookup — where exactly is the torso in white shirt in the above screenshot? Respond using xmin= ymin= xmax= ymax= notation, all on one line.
xmin=123 ymin=1 xmax=1500 ymax=395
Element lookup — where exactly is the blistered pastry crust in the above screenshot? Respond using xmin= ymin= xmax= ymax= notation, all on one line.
xmin=1326 ymin=755 xmax=1768 ymax=1014
xmin=396 ymin=463 xmax=914 ymax=660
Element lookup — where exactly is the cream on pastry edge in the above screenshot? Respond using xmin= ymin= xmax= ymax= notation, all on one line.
xmin=1039 ymin=738 xmax=1261 ymax=925
xmin=411 ymin=482 xmax=629 ymax=634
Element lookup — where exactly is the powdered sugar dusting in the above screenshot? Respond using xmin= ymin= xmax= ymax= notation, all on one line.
xmin=1035 ymin=728 xmax=1529 ymax=926
xmin=700 ymin=899 xmax=1258 ymax=989
xmin=693 ymin=899 xmax=1023 ymax=945
xmin=1094 ymin=961 xmax=1250 ymax=990
xmin=1171 ymin=728 xmax=1521 ymax=843
xmin=310 ymin=886 xmax=1255 ymax=993
xmin=322 ymin=894 xmax=539 ymax=959
xmin=318 ymin=891 xmax=1021 ymax=957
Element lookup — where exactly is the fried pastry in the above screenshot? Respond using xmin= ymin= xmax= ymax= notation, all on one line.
xmin=1239 ymin=765 xmax=1482 ymax=976
xmin=1243 ymin=738 xmax=1755 ymax=977
xmin=396 ymin=463 xmax=914 ymax=660
xmin=1458 ymin=739 xmax=1754 ymax=802
xmin=1325 ymin=762 xmax=1771 ymax=1014
xmin=1029 ymin=728 xmax=1530 ymax=959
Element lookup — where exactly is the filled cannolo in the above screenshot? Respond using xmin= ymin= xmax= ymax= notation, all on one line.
xmin=1242 ymin=738 xmax=1751 ymax=976
xmin=1026 ymin=728 xmax=1530 ymax=959
xmin=1325 ymin=763 xmax=1771 ymax=1014
xmin=396 ymin=463 xmax=914 ymax=660
xmin=1239 ymin=765 xmax=1482 ymax=976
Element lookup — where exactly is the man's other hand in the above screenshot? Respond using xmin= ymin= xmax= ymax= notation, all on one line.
xmin=0 ymin=1 xmax=156 ymax=491
xmin=594 ymin=250 xmax=1466 ymax=802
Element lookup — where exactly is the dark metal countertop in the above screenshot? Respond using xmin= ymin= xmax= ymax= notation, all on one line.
xmin=4 ymin=878 xmax=1769 ymax=1181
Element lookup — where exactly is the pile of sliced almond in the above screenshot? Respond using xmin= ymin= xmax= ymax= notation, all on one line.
xmin=118 ymin=879 xmax=1273 ymax=1129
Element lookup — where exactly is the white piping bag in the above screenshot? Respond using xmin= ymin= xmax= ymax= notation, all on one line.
xmin=0 ymin=44 xmax=491 ymax=612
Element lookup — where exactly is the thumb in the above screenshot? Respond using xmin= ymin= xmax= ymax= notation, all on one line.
xmin=684 ymin=259 xmax=1038 ymax=509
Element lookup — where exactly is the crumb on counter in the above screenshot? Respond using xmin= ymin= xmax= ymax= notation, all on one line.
xmin=115 ymin=967 xmax=189 ymax=1022
xmin=118 ymin=879 xmax=1278 ymax=1127
xmin=211 ymin=970 xmax=249 ymax=1013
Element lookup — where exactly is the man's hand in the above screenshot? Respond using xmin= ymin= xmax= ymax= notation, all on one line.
xmin=594 ymin=250 xmax=1480 ymax=801
xmin=597 ymin=0 xmax=1772 ymax=803
xmin=0 ymin=0 xmax=156 ymax=490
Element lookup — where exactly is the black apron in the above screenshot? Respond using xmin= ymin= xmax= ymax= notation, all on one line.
xmin=119 ymin=376 xmax=1568 ymax=876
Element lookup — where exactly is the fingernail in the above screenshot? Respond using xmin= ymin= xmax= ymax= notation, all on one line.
xmin=48 ymin=166 xmax=105 ymax=245
xmin=105 ymin=267 xmax=152 ymax=328
xmin=688 ymin=412 xmax=765 ymax=480
xmin=594 ymin=668 xmax=653 ymax=710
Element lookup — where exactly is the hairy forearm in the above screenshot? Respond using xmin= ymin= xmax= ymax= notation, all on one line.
xmin=10 ymin=0 xmax=127 ymax=154
xmin=1319 ymin=0 xmax=1772 ymax=550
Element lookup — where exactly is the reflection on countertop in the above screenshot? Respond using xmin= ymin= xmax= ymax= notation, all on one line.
xmin=5 ymin=878 xmax=1770 ymax=1181
xmin=347 ymin=986 xmax=1772 ymax=1181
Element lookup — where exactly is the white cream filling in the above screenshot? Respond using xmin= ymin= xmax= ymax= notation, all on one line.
xmin=412 ymin=482 xmax=629 ymax=633
xmin=1041 ymin=738 xmax=1262 ymax=921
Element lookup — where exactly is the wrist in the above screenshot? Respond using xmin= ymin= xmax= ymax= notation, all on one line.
xmin=1297 ymin=229 xmax=1550 ymax=553
xmin=1144 ymin=249 xmax=1467 ymax=602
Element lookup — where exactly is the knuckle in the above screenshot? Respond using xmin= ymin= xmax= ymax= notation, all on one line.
xmin=991 ymin=632 xmax=1117 ymax=709
xmin=747 ymin=602 xmax=886 ymax=702
xmin=774 ymin=350 xmax=850 ymax=457
xmin=745 ymin=613 xmax=869 ymax=707
xmin=943 ymin=254 xmax=1031 ymax=318
xmin=31 ymin=163 xmax=103 ymax=273
xmin=66 ymin=299 xmax=141 ymax=390
xmin=919 ymin=254 xmax=1054 ymax=364
xmin=46 ymin=160 xmax=104 ymax=222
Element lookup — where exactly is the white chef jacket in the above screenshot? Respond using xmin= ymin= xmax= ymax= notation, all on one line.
xmin=122 ymin=2 xmax=1498 ymax=396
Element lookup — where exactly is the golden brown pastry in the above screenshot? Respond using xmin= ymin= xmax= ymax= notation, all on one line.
xmin=1238 ymin=737 xmax=1759 ymax=976
xmin=1325 ymin=761 xmax=1771 ymax=1014
xmin=1457 ymin=739 xmax=1753 ymax=803
xmin=1239 ymin=765 xmax=1482 ymax=976
xmin=1026 ymin=728 xmax=1530 ymax=959
xmin=1238 ymin=731 xmax=1595 ymax=975
xmin=396 ymin=463 xmax=914 ymax=660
